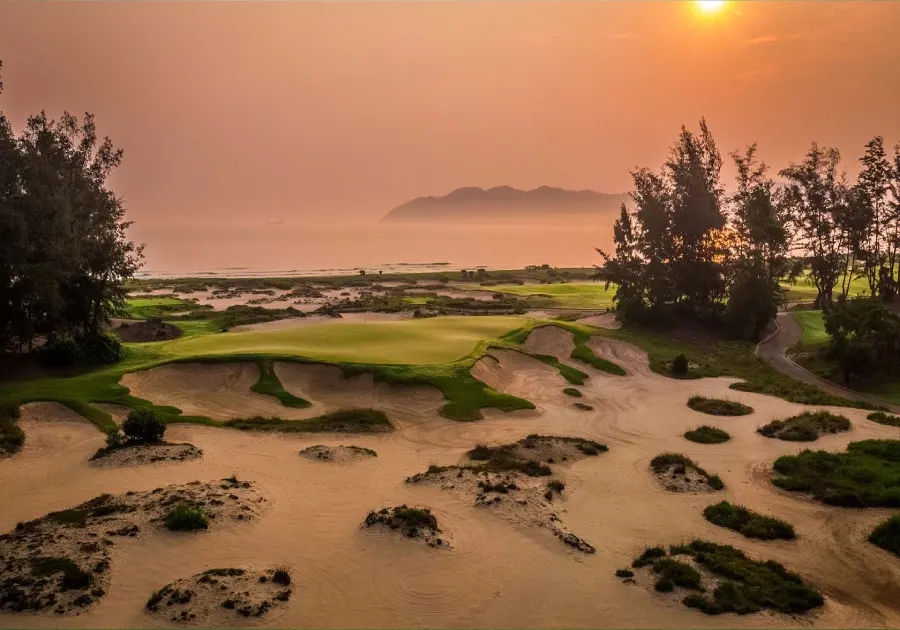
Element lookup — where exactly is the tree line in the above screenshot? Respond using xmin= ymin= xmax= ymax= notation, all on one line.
xmin=600 ymin=118 xmax=900 ymax=340
xmin=0 ymin=61 xmax=142 ymax=356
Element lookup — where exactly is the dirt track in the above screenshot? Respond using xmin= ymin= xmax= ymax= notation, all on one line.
xmin=3 ymin=328 xmax=900 ymax=628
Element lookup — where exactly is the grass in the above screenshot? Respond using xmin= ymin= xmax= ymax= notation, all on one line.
xmin=793 ymin=310 xmax=829 ymax=346
xmin=684 ymin=426 xmax=730 ymax=444
xmin=126 ymin=296 xmax=211 ymax=320
xmin=225 ymin=409 xmax=393 ymax=433
xmin=868 ymin=411 xmax=900 ymax=427
xmin=562 ymin=387 xmax=582 ymax=397
xmin=569 ymin=329 xmax=627 ymax=376
xmin=650 ymin=453 xmax=724 ymax=490
xmin=164 ymin=504 xmax=209 ymax=531
xmin=29 ymin=557 xmax=92 ymax=590
xmin=573 ymin=402 xmax=594 ymax=411
xmin=0 ymin=402 xmax=24 ymax=456
xmin=652 ymin=558 xmax=703 ymax=592
xmin=772 ymin=440 xmax=900 ymax=507
xmin=758 ymin=410 xmax=850 ymax=442
xmin=530 ymin=352 xmax=589 ymax=385
xmin=46 ymin=508 xmax=89 ymax=528
xmin=460 ymin=282 xmax=616 ymax=309
xmin=687 ymin=396 xmax=753 ymax=417
xmin=869 ymin=515 xmax=900 ymax=557
xmin=703 ymin=501 xmax=796 ymax=540
xmin=249 ymin=360 xmax=311 ymax=408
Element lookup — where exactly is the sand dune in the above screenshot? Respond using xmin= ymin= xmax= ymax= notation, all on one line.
xmin=3 ymin=337 xmax=900 ymax=628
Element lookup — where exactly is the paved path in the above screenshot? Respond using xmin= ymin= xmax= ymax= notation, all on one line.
xmin=756 ymin=312 xmax=900 ymax=413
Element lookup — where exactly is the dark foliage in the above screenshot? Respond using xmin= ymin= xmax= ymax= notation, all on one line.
xmin=758 ymin=411 xmax=850 ymax=442
xmin=687 ymin=396 xmax=753 ymax=416
xmin=869 ymin=514 xmax=900 ymax=557
xmin=122 ymin=408 xmax=166 ymax=444
xmin=164 ymin=505 xmax=208 ymax=531
xmin=703 ymin=501 xmax=795 ymax=540
xmin=684 ymin=426 xmax=730 ymax=444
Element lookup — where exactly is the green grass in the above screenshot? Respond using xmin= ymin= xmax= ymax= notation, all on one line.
xmin=249 ymin=360 xmax=311 ymax=408
xmin=126 ymin=297 xmax=210 ymax=320
xmin=792 ymin=310 xmax=829 ymax=346
xmin=460 ymin=282 xmax=616 ymax=308
xmin=684 ymin=426 xmax=730 ymax=444
xmin=562 ymin=387 xmax=582 ymax=398
xmin=570 ymin=329 xmax=627 ymax=375
xmin=758 ymin=411 xmax=850 ymax=442
xmin=687 ymin=396 xmax=753 ymax=417
xmin=869 ymin=514 xmax=900 ymax=557
xmin=868 ymin=411 xmax=900 ymax=427
xmin=225 ymin=409 xmax=393 ymax=433
xmin=781 ymin=272 xmax=873 ymax=303
xmin=529 ymin=352 xmax=589 ymax=385
xmin=164 ymin=504 xmax=208 ymax=531
xmin=772 ymin=440 xmax=900 ymax=507
xmin=703 ymin=501 xmax=796 ymax=540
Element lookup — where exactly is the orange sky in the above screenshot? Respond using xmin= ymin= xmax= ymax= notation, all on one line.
xmin=1 ymin=1 xmax=899 ymax=269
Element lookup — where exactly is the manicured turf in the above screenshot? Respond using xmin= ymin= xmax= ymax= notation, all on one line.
xmin=461 ymin=282 xmax=616 ymax=308
xmin=781 ymin=272 xmax=873 ymax=303
xmin=792 ymin=310 xmax=828 ymax=346
xmin=126 ymin=297 xmax=206 ymax=320
xmin=161 ymin=316 xmax=528 ymax=365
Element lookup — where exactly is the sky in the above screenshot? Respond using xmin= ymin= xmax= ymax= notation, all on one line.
xmin=1 ymin=1 xmax=899 ymax=272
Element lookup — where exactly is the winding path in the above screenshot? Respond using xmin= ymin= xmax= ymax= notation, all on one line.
xmin=757 ymin=312 xmax=900 ymax=413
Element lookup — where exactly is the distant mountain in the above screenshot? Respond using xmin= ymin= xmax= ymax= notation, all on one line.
xmin=382 ymin=186 xmax=628 ymax=223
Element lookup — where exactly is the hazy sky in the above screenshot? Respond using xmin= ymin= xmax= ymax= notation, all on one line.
xmin=1 ymin=1 xmax=899 ymax=271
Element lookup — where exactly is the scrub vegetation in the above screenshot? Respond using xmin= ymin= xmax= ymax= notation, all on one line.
xmin=702 ymin=501 xmax=796 ymax=540
xmin=757 ymin=411 xmax=850 ymax=442
xmin=687 ymin=396 xmax=753 ymax=416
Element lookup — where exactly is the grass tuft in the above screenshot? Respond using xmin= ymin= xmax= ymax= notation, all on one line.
xmin=687 ymin=396 xmax=753 ymax=417
xmin=703 ymin=501 xmax=795 ymax=540
xmin=869 ymin=514 xmax=900 ymax=557
xmin=868 ymin=411 xmax=900 ymax=427
xmin=758 ymin=411 xmax=850 ymax=442
xmin=562 ymin=387 xmax=582 ymax=398
xmin=684 ymin=426 xmax=730 ymax=444
xmin=164 ymin=504 xmax=208 ymax=531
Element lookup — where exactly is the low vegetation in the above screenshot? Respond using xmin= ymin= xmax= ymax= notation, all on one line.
xmin=0 ymin=402 xmax=24 ymax=456
xmin=684 ymin=426 xmax=730 ymax=444
xmin=868 ymin=411 xmax=900 ymax=427
xmin=702 ymin=501 xmax=796 ymax=540
xmin=772 ymin=440 xmax=900 ymax=507
xmin=687 ymin=396 xmax=752 ymax=417
xmin=757 ymin=410 xmax=850 ymax=442
xmin=225 ymin=409 xmax=393 ymax=433
xmin=530 ymin=353 xmax=588 ymax=385
xmin=562 ymin=388 xmax=582 ymax=398
xmin=249 ymin=360 xmax=311 ymax=408
xmin=650 ymin=453 xmax=724 ymax=490
xmin=37 ymin=332 xmax=125 ymax=367
xmin=625 ymin=541 xmax=823 ymax=615
xmin=869 ymin=515 xmax=900 ymax=557
xmin=569 ymin=329 xmax=627 ymax=376
xmin=573 ymin=402 xmax=594 ymax=411
xmin=164 ymin=504 xmax=209 ymax=531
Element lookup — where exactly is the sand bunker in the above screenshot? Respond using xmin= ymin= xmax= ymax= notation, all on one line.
xmin=362 ymin=506 xmax=449 ymax=549
xmin=146 ymin=567 xmax=292 ymax=624
xmin=576 ymin=313 xmax=621 ymax=329
xmin=524 ymin=325 xmax=576 ymax=359
xmin=89 ymin=442 xmax=202 ymax=468
xmin=0 ymin=478 xmax=265 ymax=615
xmin=299 ymin=444 xmax=377 ymax=463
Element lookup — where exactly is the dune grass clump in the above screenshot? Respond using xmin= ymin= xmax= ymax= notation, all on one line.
xmin=573 ymin=402 xmax=594 ymax=411
xmin=615 ymin=568 xmax=634 ymax=578
xmin=272 ymin=566 xmax=292 ymax=586
xmin=364 ymin=505 xmax=440 ymax=540
xmin=772 ymin=440 xmax=900 ymax=507
xmin=650 ymin=453 xmax=724 ymax=490
xmin=226 ymin=408 xmax=393 ymax=433
xmin=29 ymin=557 xmax=93 ymax=590
xmin=629 ymin=541 xmax=823 ymax=615
xmin=684 ymin=426 xmax=730 ymax=444
xmin=0 ymin=402 xmax=24 ymax=456
xmin=164 ymin=505 xmax=209 ymax=531
xmin=869 ymin=515 xmax=900 ymax=557
xmin=562 ymin=388 xmax=582 ymax=398
xmin=687 ymin=396 xmax=753 ymax=417
xmin=758 ymin=411 xmax=850 ymax=442
xmin=703 ymin=501 xmax=795 ymax=540
xmin=868 ymin=411 xmax=900 ymax=427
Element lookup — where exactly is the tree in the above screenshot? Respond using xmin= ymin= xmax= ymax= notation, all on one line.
xmin=856 ymin=137 xmax=892 ymax=299
xmin=824 ymin=297 xmax=900 ymax=382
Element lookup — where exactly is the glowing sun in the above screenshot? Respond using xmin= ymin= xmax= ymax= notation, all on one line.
xmin=696 ymin=0 xmax=726 ymax=13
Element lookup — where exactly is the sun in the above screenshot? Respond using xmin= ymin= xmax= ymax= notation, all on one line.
xmin=696 ymin=0 xmax=726 ymax=13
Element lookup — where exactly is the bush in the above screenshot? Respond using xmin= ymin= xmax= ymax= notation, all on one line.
xmin=703 ymin=501 xmax=795 ymax=540
xmin=684 ymin=426 xmax=730 ymax=444
xmin=164 ymin=505 xmax=208 ymax=531
xmin=36 ymin=333 xmax=124 ymax=367
xmin=758 ymin=411 xmax=850 ymax=442
xmin=122 ymin=408 xmax=166 ymax=444
xmin=868 ymin=411 xmax=900 ymax=427
xmin=651 ymin=453 xmax=724 ymax=490
xmin=272 ymin=566 xmax=292 ymax=586
xmin=772 ymin=440 xmax=900 ymax=507
xmin=687 ymin=396 xmax=753 ymax=416
xmin=615 ymin=568 xmax=634 ymax=578
xmin=0 ymin=403 xmax=24 ymax=454
xmin=869 ymin=515 xmax=900 ymax=557
xmin=652 ymin=558 xmax=702 ymax=590
xmin=671 ymin=353 xmax=689 ymax=376
xmin=562 ymin=388 xmax=582 ymax=398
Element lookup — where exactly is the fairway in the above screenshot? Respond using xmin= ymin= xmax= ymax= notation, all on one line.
xmin=464 ymin=282 xmax=616 ymax=308
xmin=793 ymin=311 xmax=828 ymax=346
xmin=160 ymin=315 xmax=528 ymax=365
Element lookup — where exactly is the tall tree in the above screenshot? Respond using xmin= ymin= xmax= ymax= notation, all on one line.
xmin=856 ymin=137 xmax=891 ymax=298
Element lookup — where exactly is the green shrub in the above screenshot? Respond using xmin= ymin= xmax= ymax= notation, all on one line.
xmin=562 ymin=388 xmax=582 ymax=398
xmin=632 ymin=546 xmax=667 ymax=568
xmin=164 ymin=505 xmax=208 ymax=531
xmin=758 ymin=411 xmax=850 ymax=442
xmin=122 ymin=408 xmax=166 ymax=444
xmin=272 ymin=566 xmax=292 ymax=586
xmin=684 ymin=426 xmax=730 ymax=444
xmin=703 ymin=501 xmax=795 ymax=540
xmin=37 ymin=333 xmax=123 ymax=366
xmin=0 ymin=403 xmax=24 ymax=454
xmin=615 ymin=568 xmax=634 ymax=578
xmin=772 ymin=440 xmax=900 ymax=507
xmin=868 ymin=411 xmax=900 ymax=427
xmin=687 ymin=396 xmax=753 ymax=416
xmin=573 ymin=402 xmax=594 ymax=411
xmin=672 ymin=353 xmax=689 ymax=376
xmin=869 ymin=514 xmax=900 ymax=557
xmin=652 ymin=558 xmax=702 ymax=590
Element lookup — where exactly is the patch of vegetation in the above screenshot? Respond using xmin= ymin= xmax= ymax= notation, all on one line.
xmin=530 ymin=352 xmax=589 ymax=385
xmin=226 ymin=409 xmax=393 ymax=434
xmin=164 ymin=505 xmax=209 ymax=531
xmin=250 ymin=360 xmax=311 ymax=408
xmin=869 ymin=514 xmax=900 ymax=557
xmin=0 ymin=402 xmax=24 ymax=456
xmin=29 ymin=557 xmax=92 ymax=590
xmin=123 ymin=408 xmax=166 ymax=444
xmin=468 ymin=435 xmax=606 ymax=476
xmin=631 ymin=541 xmax=823 ymax=615
xmin=615 ymin=568 xmax=634 ymax=578
xmin=684 ymin=426 xmax=730 ymax=444
xmin=772 ymin=440 xmax=900 ymax=507
xmin=650 ymin=453 xmax=724 ymax=490
xmin=687 ymin=396 xmax=753 ymax=416
xmin=36 ymin=332 xmax=125 ymax=367
xmin=569 ymin=329 xmax=626 ymax=376
xmin=46 ymin=509 xmax=89 ymax=528
xmin=562 ymin=387 xmax=582 ymax=398
xmin=703 ymin=501 xmax=796 ymax=540
xmin=672 ymin=353 xmax=689 ymax=376
xmin=868 ymin=411 xmax=900 ymax=427
xmin=758 ymin=410 xmax=850 ymax=442
xmin=272 ymin=566 xmax=292 ymax=586
xmin=573 ymin=402 xmax=594 ymax=411
xmin=364 ymin=505 xmax=440 ymax=539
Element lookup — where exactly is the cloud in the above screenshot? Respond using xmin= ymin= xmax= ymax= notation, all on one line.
xmin=742 ymin=32 xmax=807 ymax=46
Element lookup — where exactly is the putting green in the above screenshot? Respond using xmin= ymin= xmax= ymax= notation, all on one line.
xmin=793 ymin=310 xmax=828 ymax=346
xmin=463 ymin=282 xmax=615 ymax=308
xmin=159 ymin=315 xmax=528 ymax=365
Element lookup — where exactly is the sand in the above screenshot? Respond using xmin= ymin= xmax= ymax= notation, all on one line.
xmin=3 ymin=331 xmax=900 ymax=628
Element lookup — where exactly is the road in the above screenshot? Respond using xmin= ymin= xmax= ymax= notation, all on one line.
xmin=756 ymin=312 xmax=900 ymax=413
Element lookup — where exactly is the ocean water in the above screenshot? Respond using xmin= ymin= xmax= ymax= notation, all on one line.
xmin=135 ymin=221 xmax=613 ymax=278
